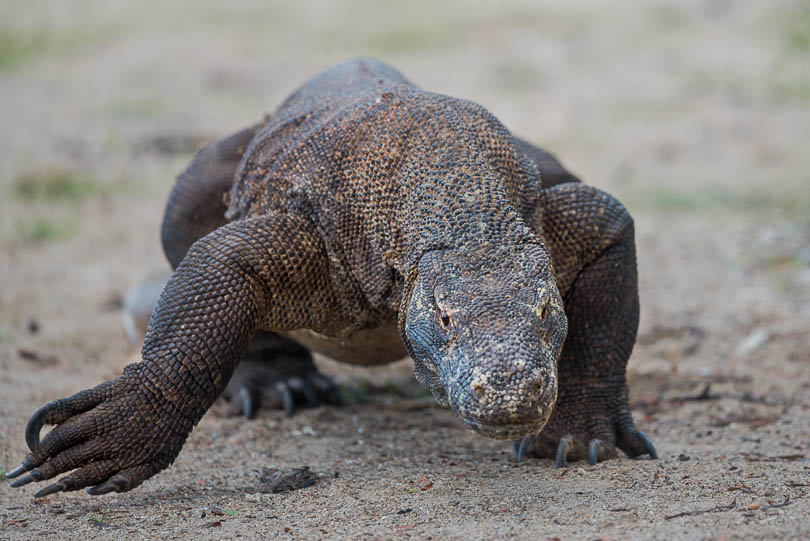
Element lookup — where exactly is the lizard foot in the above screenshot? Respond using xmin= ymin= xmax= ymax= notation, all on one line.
xmin=514 ymin=393 xmax=657 ymax=467
xmin=221 ymin=337 xmax=340 ymax=419
xmin=5 ymin=364 xmax=187 ymax=497
xmin=551 ymin=431 xmax=656 ymax=467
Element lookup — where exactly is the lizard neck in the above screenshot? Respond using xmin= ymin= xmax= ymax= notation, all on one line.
xmin=395 ymin=163 xmax=539 ymax=274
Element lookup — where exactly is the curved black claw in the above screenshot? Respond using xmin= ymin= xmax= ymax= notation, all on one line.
xmin=35 ymin=483 xmax=65 ymax=498
xmin=636 ymin=431 xmax=658 ymax=459
xmin=555 ymin=438 xmax=569 ymax=468
xmin=5 ymin=464 xmax=31 ymax=479
xmin=588 ymin=440 xmax=599 ymax=466
xmin=281 ymin=386 xmax=295 ymax=417
xmin=239 ymin=387 xmax=256 ymax=420
xmin=86 ymin=479 xmax=123 ymax=496
xmin=24 ymin=402 xmax=54 ymax=454
xmin=9 ymin=469 xmax=44 ymax=488
xmin=512 ymin=435 xmax=536 ymax=463
xmin=223 ymin=357 xmax=343 ymax=419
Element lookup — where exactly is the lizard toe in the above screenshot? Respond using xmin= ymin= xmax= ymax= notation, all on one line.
xmin=279 ymin=383 xmax=295 ymax=416
xmin=588 ymin=439 xmax=599 ymax=466
xmin=615 ymin=412 xmax=658 ymax=460
xmin=637 ymin=431 xmax=658 ymax=459
xmin=238 ymin=386 xmax=257 ymax=420
xmin=24 ymin=379 xmax=120 ymax=455
xmin=34 ymin=482 xmax=66 ymax=498
xmin=511 ymin=434 xmax=536 ymax=463
xmin=30 ymin=457 xmax=120 ymax=498
xmin=222 ymin=359 xmax=342 ymax=418
xmin=4 ymin=463 xmax=32 ymax=479
xmin=86 ymin=463 xmax=161 ymax=495
xmin=555 ymin=436 xmax=572 ymax=468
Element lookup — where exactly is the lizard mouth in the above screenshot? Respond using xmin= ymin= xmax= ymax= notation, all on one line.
xmin=458 ymin=417 xmax=543 ymax=440
xmin=431 ymin=381 xmax=554 ymax=440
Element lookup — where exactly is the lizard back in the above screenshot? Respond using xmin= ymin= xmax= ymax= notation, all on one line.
xmin=227 ymin=58 xmax=543 ymax=327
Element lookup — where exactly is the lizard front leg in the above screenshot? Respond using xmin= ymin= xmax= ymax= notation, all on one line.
xmin=522 ymin=183 xmax=657 ymax=466
xmin=6 ymin=213 xmax=341 ymax=497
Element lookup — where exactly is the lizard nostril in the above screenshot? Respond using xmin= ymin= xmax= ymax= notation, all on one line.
xmin=537 ymin=300 xmax=549 ymax=322
xmin=472 ymin=382 xmax=486 ymax=401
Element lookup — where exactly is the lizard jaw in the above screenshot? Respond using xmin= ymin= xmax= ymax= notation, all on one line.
xmin=421 ymin=365 xmax=557 ymax=440
xmin=457 ymin=417 xmax=544 ymax=440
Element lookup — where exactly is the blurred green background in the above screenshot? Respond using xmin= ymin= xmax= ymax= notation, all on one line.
xmin=1 ymin=1 xmax=808 ymax=245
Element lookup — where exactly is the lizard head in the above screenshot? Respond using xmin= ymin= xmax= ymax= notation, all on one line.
xmin=402 ymin=244 xmax=567 ymax=440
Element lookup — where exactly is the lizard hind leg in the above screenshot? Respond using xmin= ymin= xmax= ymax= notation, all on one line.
xmin=161 ymin=123 xmax=261 ymax=269
xmin=220 ymin=331 xmax=342 ymax=419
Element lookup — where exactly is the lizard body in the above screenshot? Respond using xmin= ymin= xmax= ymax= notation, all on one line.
xmin=7 ymin=59 xmax=655 ymax=498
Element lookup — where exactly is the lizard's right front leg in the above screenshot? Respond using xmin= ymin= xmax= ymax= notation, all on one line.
xmin=5 ymin=213 xmax=340 ymax=498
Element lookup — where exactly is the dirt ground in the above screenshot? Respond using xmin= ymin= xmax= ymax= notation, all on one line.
xmin=1 ymin=1 xmax=809 ymax=539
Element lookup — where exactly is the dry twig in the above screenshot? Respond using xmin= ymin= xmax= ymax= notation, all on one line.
xmin=664 ymin=501 xmax=737 ymax=520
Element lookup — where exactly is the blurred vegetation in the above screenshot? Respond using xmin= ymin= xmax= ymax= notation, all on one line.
xmin=0 ymin=23 xmax=117 ymax=71
xmin=13 ymin=216 xmax=78 ymax=243
xmin=629 ymin=185 xmax=810 ymax=223
xmin=6 ymin=168 xmax=138 ymax=244
xmin=13 ymin=168 xmax=101 ymax=202
xmin=772 ymin=0 xmax=810 ymax=99
xmin=0 ymin=26 xmax=52 ymax=70
xmin=328 ymin=17 xmax=461 ymax=55
xmin=109 ymin=98 xmax=165 ymax=120
xmin=11 ymin=167 xmax=138 ymax=203
xmin=785 ymin=0 xmax=810 ymax=52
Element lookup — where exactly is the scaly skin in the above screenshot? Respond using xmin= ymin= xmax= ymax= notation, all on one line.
xmin=7 ymin=58 xmax=655 ymax=498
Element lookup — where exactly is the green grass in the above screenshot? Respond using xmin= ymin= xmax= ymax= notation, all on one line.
xmin=362 ymin=21 xmax=459 ymax=54
xmin=640 ymin=187 xmax=739 ymax=211
xmin=320 ymin=14 xmax=465 ymax=55
xmin=13 ymin=168 xmax=101 ymax=202
xmin=769 ymin=1 xmax=810 ymax=100
xmin=784 ymin=0 xmax=810 ymax=53
xmin=627 ymin=185 xmax=810 ymax=220
xmin=0 ymin=27 xmax=53 ymax=70
xmin=0 ymin=449 xmax=8 ymax=482
xmin=7 ymin=167 xmax=141 ymax=244
xmin=14 ymin=217 xmax=79 ymax=243
xmin=88 ymin=510 xmax=107 ymax=526
xmin=488 ymin=61 xmax=545 ymax=92
xmin=109 ymin=97 xmax=164 ymax=120
xmin=0 ymin=24 xmax=120 ymax=71
xmin=11 ymin=167 xmax=140 ymax=202
xmin=772 ymin=76 xmax=810 ymax=100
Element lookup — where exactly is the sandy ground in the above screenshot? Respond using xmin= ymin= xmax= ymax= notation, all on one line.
xmin=1 ymin=1 xmax=809 ymax=539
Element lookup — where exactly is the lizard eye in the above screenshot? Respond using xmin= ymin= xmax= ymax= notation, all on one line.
xmin=539 ymin=305 xmax=548 ymax=321
xmin=439 ymin=310 xmax=452 ymax=329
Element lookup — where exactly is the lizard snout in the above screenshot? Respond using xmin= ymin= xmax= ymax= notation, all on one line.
xmin=446 ymin=357 xmax=557 ymax=440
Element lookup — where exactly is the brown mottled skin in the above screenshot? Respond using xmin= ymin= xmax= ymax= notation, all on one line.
xmin=7 ymin=59 xmax=655 ymax=498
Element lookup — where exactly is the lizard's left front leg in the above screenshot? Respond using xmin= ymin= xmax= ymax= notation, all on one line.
xmin=523 ymin=184 xmax=657 ymax=466
xmin=5 ymin=213 xmax=342 ymax=497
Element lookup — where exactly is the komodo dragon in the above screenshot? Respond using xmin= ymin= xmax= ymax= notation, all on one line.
xmin=7 ymin=58 xmax=656 ymax=498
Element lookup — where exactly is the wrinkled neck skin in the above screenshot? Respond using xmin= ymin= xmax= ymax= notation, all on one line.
xmin=395 ymin=165 xmax=568 ymax=441
xmin=397 ymin=155 xmax=540 ymax=266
